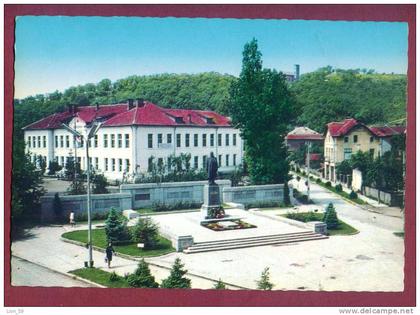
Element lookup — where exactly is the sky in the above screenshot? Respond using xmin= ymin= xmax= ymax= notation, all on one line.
xmin=14 ymin=16 xmax=408 ymax=99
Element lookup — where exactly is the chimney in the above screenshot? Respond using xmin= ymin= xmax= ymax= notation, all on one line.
xmin=127 ymin=99 xmax=134 ymax=110
xmin=135 ymin=98 xmax=145 ymax=108
xmin=294 ymin=64 xmax=300 ymax=81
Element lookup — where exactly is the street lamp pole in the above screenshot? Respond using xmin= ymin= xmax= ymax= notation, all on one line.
xmin=306 ymin=142 xmax=311 ymax=201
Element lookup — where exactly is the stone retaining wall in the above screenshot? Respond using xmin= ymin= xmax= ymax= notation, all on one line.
xmin=222 ymin=184 xmax=284 ymax=206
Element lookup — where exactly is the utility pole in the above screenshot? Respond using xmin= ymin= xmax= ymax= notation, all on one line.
xmin=306 ymin=142 xmax=311 ymax=200
xmin=62 ymin=122 xmax=101 ymax=268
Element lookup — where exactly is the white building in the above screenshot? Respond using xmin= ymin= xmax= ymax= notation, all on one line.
xmin=23 ymin=100 xmax=244 ymax=180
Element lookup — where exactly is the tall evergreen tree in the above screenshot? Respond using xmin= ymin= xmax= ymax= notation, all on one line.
xmin=160 ymin=258 xmax=191 ymax=289
xmin=229 ymin=39 xmax=296 ymax=184
xmin=127 ymin=259 xmax=159 ymax=288
xmin=105 ymin=208 xmax=131 ymax=243
xmin=322 ymin=203 xmax=339 ymax=229
xmin=256 ymin=267 xmax=274 ymax=290
xmin=131 ymin=217 xmax=159 ymax=249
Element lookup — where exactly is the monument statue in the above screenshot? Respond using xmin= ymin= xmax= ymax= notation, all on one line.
xmin=207 ymin=152 xmax=218 ymax=184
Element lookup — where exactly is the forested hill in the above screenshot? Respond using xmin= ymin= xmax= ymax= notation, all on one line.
xmin=291 ymin=67 xmax=407 ymax=132
xmin=13 ymin=68 xmax=406 ymax=137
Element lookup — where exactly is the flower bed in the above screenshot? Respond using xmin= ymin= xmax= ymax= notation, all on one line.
xmin=202 ymin=220 xmax=257 ymax=232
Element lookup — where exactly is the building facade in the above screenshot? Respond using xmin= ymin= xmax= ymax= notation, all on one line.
xmin=285 ymin=126 xmax=324 ymax=151
xmin=24 ymin=100 xmax=244 ymax=180
xmin=323 ymin=118 xmax=405 ymax=181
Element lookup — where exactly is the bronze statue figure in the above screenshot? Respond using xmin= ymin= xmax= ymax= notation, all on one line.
xmin=207 ymin=152 xmax=218 ymax=184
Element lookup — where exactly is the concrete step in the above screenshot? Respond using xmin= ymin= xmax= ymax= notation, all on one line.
xmin=193 ymin=231 xmax=315 ymax=246
xmin=184 ymin=232 xmax=328 ymax=254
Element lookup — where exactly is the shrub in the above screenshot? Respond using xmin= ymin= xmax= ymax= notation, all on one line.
xmin=296 ymin=167 xmax=301 ymax=174
xmin=316 ymin=178 xmax=321 ymax=184
xmin=256 ymin=267 xmax=274 ymax=291
xmin=131 ymin=217 xmax=159 ymax=249
xmin=325 ymin=181 xmax=332 ymax=188
xmin=286 ymin=211 xmax=319 ymax=222
xmin=301 ymin=171 xmax=306 ymax=176
xmin=245 ymin=200 xmax=286 ymax=210
xmin=127 ymin=259 xmax=159 ymax=288
xmin=296 ymin=176 xmax=301 ymax=182
xmin=349 ymin=190 xmax=358 ymax=200
xmin=48 ymin=161 xmax=62 ymax=175
xmin=151 ymin=201 xmax=202 ymax=212
xmin=322 ymin=203 xmax=339 ymax=229
xmin=160 ymin=258 xmax=191 ymax=289
xmin=92 ymin=173 xmax=109 ymax=194
xmin=335 ymin=184 xmax=343 ymax=193
xmin=109 ymin=271 xmax=119 ymax=282
xmin=213 ymin=279 xmax=227 ymax=290
xmin=104 ymin=208 xmax=131 ymax=243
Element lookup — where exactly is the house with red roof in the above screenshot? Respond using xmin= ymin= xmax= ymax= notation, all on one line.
xmin=323 ymin=118 xmax=405 ymax=181
xmin=23 ymin=99 xmax=243 ymax=180
xmin=285 ymin=127 xmax=324 ymax=151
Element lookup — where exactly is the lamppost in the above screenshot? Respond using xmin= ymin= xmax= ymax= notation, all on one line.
xmin=62 ymin=121 xmax=101 ymax=268
xmin=306 ymin=141 xmax=311 ymax=201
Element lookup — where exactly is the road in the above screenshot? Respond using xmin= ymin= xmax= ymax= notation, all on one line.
xmin=11 ymin=256 xmax=94 ymax=287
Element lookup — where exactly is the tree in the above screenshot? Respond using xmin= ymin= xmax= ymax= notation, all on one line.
xmin=37 ymin=155 xmax=47 ymax=174
xmin=160 ymin=258 xmax=191 ymax=289
xmin=92 ymin=172 xmax=109 ymax=194
xmin=283 ymin=181 xmax=291 ymax=206
xmin=11 ymin=140 xmax=46 ymax=227
xmin=131 ymin=217 xmax=159 ymax=249
xmin=67 ymin=177 xmax=86 ymax=195
xmin=213 ymin=279 xmax=227 ymax=290
xmin=127 ymin=259 xmax=159 ymax=288
xmin=105 ymin=208 xmax=131 ymax=243
xmin=52 ymin=192 xmax=63 ymax=219
xmin=322 ymin=203 xmax=339 ymax=229
xmin=229 ymin=39 xmax=296 ymax=184
xmin=256 ymin=267 xmax=274 ymax=290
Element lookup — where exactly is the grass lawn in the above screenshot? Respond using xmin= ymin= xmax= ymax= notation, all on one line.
xmin=280 ymin=212 xmax=359 ymax=236
xmin=69 ymin=268 xmax=130 ymax=288
xmin=393 ymin=232 xmax=404 ymax=238
xmin=62 ymin=228 xmax=175 ymax=257
xmin=310 ymin=179 xmax=366 ymax=205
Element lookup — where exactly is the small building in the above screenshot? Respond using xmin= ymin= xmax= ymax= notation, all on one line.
xmin=323 ymin=118 xmax=405 ymax=182
xmin=285 ymin=126 xmax=324 ymax=151
xmin=23 ymin=100 xmax=244 ymax=181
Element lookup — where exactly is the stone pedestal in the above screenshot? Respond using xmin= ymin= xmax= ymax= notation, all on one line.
xmin=201 ymin=183 xmax=222 ymax=220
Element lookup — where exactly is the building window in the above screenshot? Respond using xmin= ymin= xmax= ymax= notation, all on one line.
xmin=118 ymin=159 xmax=123 ymax=172
xmin=218 ymin=154 xmax=222 ymax=166
xmin=28 ymin=136 xmax=31 ymax=148
xmin=218 ymin=134 xmax=222 ymax=146
xmin=353 ymin=135 xmax=358 ymax=143
xmin=111 ymin=134 xmax=115 ymax=148
xmin=233 ymin=154 xmax=237 ymax=166
xmin=38 ymin=136 xmax=41 ymax=148
xmin=185 ymin=133 xmax=190 ymax=147
xmin=158 ymin=133 xmax=163 ymax=145
xmin=105 ymin=158 xmax=108 ymax=171
xmin=111 ymin=158 xmax=116 ymax=171
xmin=43 ymin=136 xmax=47 ymax=148
xmin=202 ymin=134 xmax=207 ymax=147
xmin=344 ymin=148 xmax=352 ymax=160
xmin=370 ymin=136 xmax=374 ymax=143
xmin=103 ymin=134 xmax=108 ymax=148
xmin=167 ymin=133 xmax=172 ymax=144
xmin=80 ymin=137 xmax=84 ymax=148
xmin=65 ymin=135 xmax=69 ymax=148
xmin=94 ymin=135 xmax=98 ymax=147
xmin=176 ymin=134 xmax=181 ymax=147
xmin=117 ymin=134 xmax=122 ymax=148
xmin=202 ymin=156 xmax=207 ymax=170
xmin=125 ymin=134 xmax=130 ymax=148
xmin=125 ymin=159 xmax=130 ymax=172
xmin=95 ymin=157 xmax=99 ymax=170
xmin=148 ymin=134 xmax=153 ymax=148
xmin=233 ymin=134 xmax=237 ymax=146
xmin=33 ymin=137 xmax=37 ymax=148
xmin=344 ymin=136 xmax=349 ymax=143
xmin=226 ymin=154 xmax=229 ymax=166
xmin=194 ymin=134 xmax=198 ymax=147
xmin=225 ymin=134 xmax=230 ymax=146
xmin=148 ymin=157 xmax=153 ymax=172
xmin=194 ymin=156 xmax=198 ymax=169
xmin=210 ymin=134 xmax=215 ymax=147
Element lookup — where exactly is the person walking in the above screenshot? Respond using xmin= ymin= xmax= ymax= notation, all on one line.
xmin=69 ymin=211 xmax=75 ymax=227
xmin=105 ymin=243 xmax=115 ymax=268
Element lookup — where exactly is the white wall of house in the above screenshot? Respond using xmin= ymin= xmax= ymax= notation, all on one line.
xmin=24 ymin=124 xmax=243 ymax=181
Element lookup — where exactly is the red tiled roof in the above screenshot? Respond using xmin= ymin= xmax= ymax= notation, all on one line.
xmin=286 ymin=134 xmax=324 ymax=140
xmin=23 ymin=101 xmax=231 ymax=130
xmin=326 ymin=118 xmax=360 ymax=137
xmin=369 ymin=126 xmax=406 ymax=137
